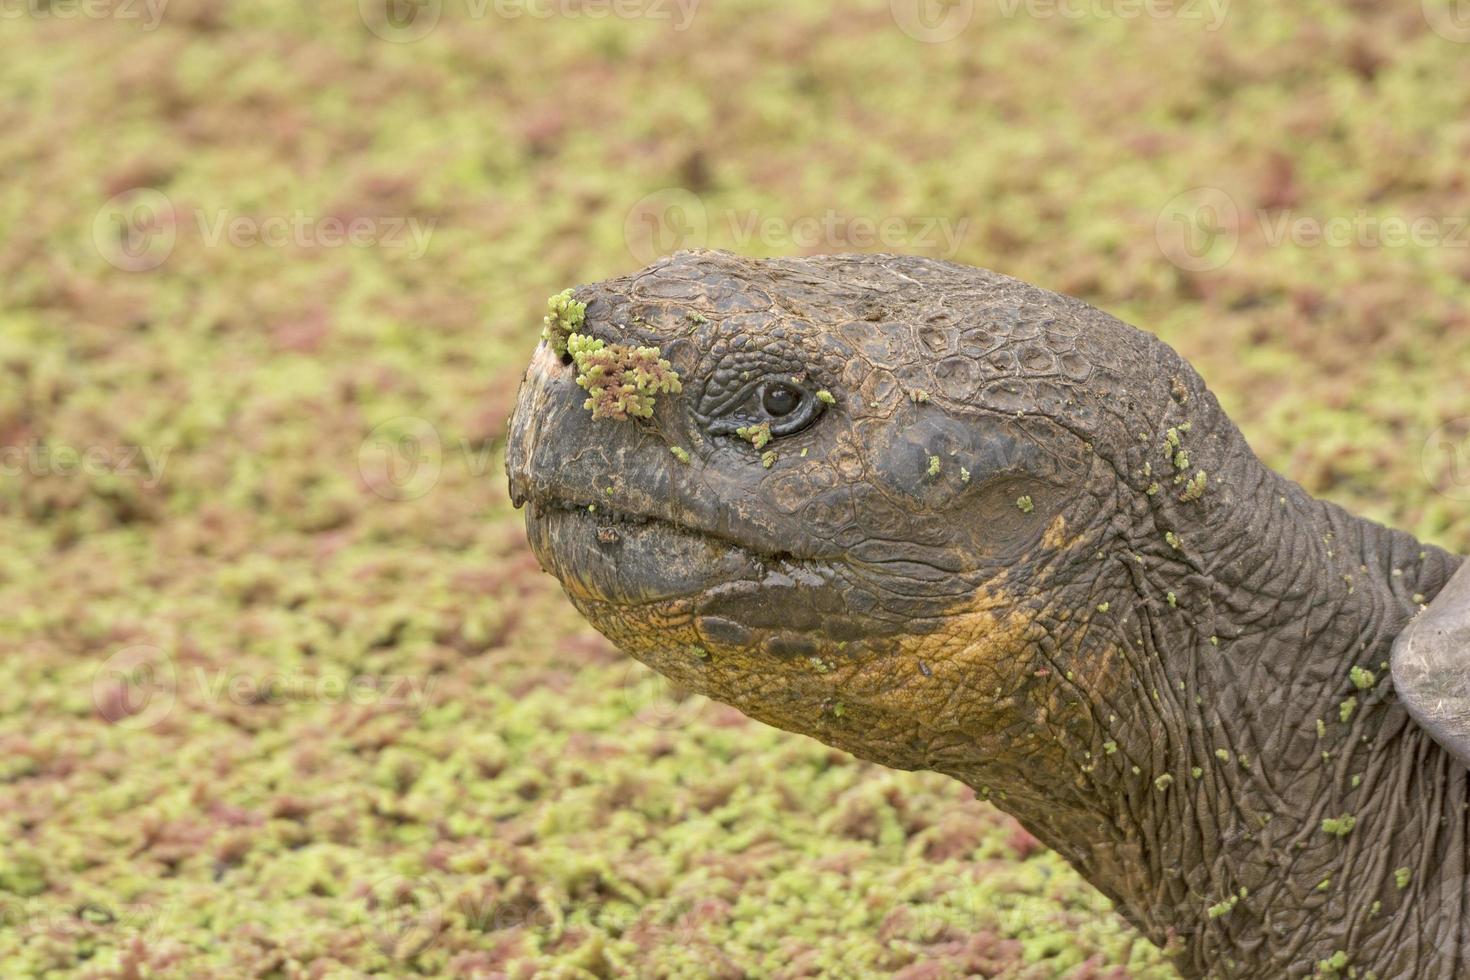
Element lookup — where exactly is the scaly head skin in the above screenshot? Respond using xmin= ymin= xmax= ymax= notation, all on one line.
xmin=507 ymin=250 xmax=1466 ymax=978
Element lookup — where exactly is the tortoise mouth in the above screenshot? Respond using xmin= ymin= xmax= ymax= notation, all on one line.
xmin=523 ymin=497 xmax=768 ymax=606
xmin=524 ymin=496 xmax=895 ymax=663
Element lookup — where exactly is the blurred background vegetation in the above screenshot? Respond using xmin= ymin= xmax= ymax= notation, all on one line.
xmin=1 ymin=0 xmax=1468 ymax=975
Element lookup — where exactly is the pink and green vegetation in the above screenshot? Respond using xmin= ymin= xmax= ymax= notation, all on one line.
xmin=0 ymin=0 xmax=1467 ymax=976
xmin=567 ymin=332 xmax=682 ymax=422
xmin=544 ymin=291 xmax=682 ymax=421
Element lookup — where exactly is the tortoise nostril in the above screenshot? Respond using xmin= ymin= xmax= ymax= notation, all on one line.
xmin=528 ymin=340 xmax=574 ymax=379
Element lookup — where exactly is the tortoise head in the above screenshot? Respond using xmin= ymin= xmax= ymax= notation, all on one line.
xmin=505 ymin=249 xmax=1216 ymax=778
xmin=506 ymin=250 xmax=1470 ymax=975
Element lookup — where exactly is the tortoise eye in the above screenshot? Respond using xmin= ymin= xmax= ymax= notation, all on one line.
xmin=761 ymin=383 xmax=801 ymax=418
xmin=704 ymin=376 xmax=826 ymax=440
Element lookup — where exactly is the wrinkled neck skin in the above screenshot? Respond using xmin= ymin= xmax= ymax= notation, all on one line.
xmin=940 ymin=386 xmax=1467 ymax=979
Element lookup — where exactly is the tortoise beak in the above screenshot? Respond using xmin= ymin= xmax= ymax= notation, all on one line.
xmin=506 ymin=339 xmax=764 ymax=606
xmin=506 ymin=342 xmax=571 ymax=510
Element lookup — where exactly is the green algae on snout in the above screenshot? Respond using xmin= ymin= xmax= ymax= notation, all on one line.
xmin=567 ymin=333 xmax=682 ymax=421
xmin=543 ymin=289 xmax=587 ymax=357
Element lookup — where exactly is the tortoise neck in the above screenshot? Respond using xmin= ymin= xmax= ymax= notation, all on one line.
xmin=1177 ymin=479 xmax=1470 ymax=979
xmin=1172 ymin=478 xmax=1464 ymax=978
xmin=970 ymin=411 xmax=1467 ymax=977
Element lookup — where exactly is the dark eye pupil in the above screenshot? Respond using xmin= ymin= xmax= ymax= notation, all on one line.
xmin=762 ymin=384 xmax=801 ymax=417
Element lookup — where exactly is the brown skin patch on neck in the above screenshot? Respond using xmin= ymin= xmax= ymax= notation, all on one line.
xmin=569 ymin=568 xmax=1137 ymax=810
xmin=565 ymin=576 xmax=1041 ymax=771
